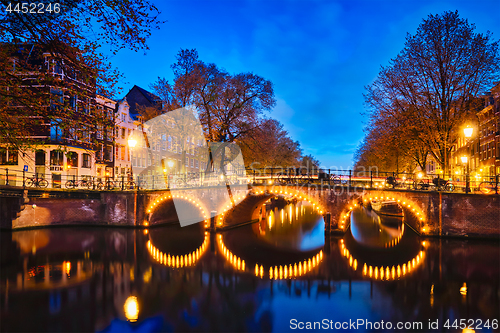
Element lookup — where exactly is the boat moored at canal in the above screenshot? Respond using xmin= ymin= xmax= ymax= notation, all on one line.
xmin=369 ymin=200 xmax=404 ymax=217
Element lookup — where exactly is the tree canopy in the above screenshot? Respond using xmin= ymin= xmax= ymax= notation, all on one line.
xmin=0 ymin=0 xmax=163 ymax=150
xmin=358 ymin=11 xmax=500 ymax=174
xmin=148 ymin=49 xmax=318 ymax=170
xmin=151 ymin=49 xmax=276 ymax=143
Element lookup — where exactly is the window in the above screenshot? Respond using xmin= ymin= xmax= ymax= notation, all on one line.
xmin=105 ymin=145 xmax=113 ymax=161
xmin=50 ymin=150 xmax=64 ymax=166
xmin=0 ymin=148 xmax=6 ymax=164
xmin=50 ymin=120 xmax=62 ymax=141
xmin=50 ymin=88 xmax=63 ymax=111
xmin=82 ymin=154 xmax=90 ymax=168
xmin=121 ymin=146 xmax=126 ymax=161
xmin=70 ymin=95 xmax=78 ymax=111
xmin=115 ymin=146 xmax=119 ymax=160
xmin=97 ymin=125 xmax=103 ymax=140
xmin=54 ymin=60 xmax=62 ymax=74
xmin=105 ymin=126 xmax=112 ymax=140
xmin=121 ymin=128 xmax=126 ymax=139
xmin=4 ymin=148 xmax=18 ymax=165
xmin=67 ymin=152 xmax=78 ymax=168
xmin=35 ymin=150 xmax=46 ymax=166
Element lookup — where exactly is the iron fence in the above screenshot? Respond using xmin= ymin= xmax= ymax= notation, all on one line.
xmin=0 ymin=166 xmax=498 ymax=194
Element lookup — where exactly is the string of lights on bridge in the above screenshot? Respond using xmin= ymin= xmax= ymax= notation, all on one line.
xmin=145 ymin=193 xmax=210 ymax=227
xmin=339 ymin=195 xmax=426 ymax=232
xmin=146 ymin=232 xmax=209 ymax=268
xmin=218 ymin=188 xmax=325 ymax=226
xmin=340 ymin=239 xmax=425 ymax=281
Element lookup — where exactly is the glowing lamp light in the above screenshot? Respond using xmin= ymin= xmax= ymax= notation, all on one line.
xmin=64 ymin=261 xmax=71 ymax=275
xmin=463 ymin=126 xmax=473 ymax=138
xmin=460 ymin=283 xmax=467 ymax=296
xmin=167 ymin=160 xmax=174 ymax=168
xmin=461 ymin=156 xmax=468 ymax=164
xmin=124 ymin=296 xmax=139 ymax=322
xmin=418 ymin=173 xmax=423 ymax=179
xmin=128 ymin=138 xmax=137 ymax=148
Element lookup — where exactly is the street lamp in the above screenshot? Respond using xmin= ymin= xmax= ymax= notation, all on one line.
xmin=464 ymin=126 xmax=473 ymax=139
xmin=463 ymin=126 xmax=473 ymax=194
xmin=127 ymin=136 xmax=137 ymax=189
xmin=461 ymin=156 xmax=470 ymax=193
xmin=128 ymin=138 xmax=137 ymax=148
xmin=161 ymin=159 xmax=175 ymax=188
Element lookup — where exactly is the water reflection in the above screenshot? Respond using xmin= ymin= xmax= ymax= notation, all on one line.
xmin=1 ymin=218 xmax=499 ymax=332
xmin=350 ymin=207 xmax=404 ymax=248
xmin=254 ymin=200 xmax=325 ymax=251
xmin=343 ymin=206 xmax=423 ymax=282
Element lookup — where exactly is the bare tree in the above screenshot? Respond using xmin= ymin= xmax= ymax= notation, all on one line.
xmin=363 ymin=11 xmax=500 ymax=174
xmin=238 ymin=118 xmax=301 ymax=167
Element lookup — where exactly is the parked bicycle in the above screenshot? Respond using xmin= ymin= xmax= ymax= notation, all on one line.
xmin=331 ymin=174 xmax=348 ymax=185
xmin=65 ymin=178 xmax=92 ymax=189
xmin=413 ymin=177 xmax=454 ymax=191
xmin=385 ymin=176 xmax=414 ymax=189
xmin=95 ymin=178 xmax=136 ymax=190
xmin=478 ymin=180 xmax=498 ymax=194
xmin=25 ymin=176 xmax=48 ymax=188
xmin=432 ymin=178 xmax=455 ymax=192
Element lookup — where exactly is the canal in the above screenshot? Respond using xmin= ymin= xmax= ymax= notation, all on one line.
xmin=1 ymin=201 xmax=499 ymax=332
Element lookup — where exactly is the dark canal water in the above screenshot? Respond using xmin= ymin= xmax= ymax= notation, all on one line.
xmin=1 ymin=202 xmax=499 ymax=332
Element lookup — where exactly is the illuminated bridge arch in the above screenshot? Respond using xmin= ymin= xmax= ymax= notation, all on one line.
xmin=145 ymin=192 xmax=210 ymax=227
xmin=218 ymin=186 xmax=326 ymax=228
xmin=337 ymin=194 xmax=427 ymax=232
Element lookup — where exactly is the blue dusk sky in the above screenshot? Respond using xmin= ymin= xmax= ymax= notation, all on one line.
xmin=105 ymin=0 xmax=500 ymax=169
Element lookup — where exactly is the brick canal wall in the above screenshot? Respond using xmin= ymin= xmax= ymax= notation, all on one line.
xmin=1 ymin=185 xmax=498 ymax=238
xmin=283 ymin=186 xmax=499 ymax=239
xmin=0 ymin=185 xmax=249 ymax=229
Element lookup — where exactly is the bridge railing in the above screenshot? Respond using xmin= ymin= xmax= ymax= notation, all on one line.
xmin=0 ymin=166 xmax=498 ymax=194
xmin=0 ymin=167 xmax=138 ymax=191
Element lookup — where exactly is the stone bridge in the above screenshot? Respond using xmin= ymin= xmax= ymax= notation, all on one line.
xmin=1 ymin=184 xmax=498 ymax=238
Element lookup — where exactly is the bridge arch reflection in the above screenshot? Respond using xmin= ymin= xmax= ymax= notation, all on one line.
xmin=147 ymin=234 xmax=209 ymax=268
xmin=217 ymin=234 xmax=324 ymax=280
xmin=342 ymin=202 xmax=426 ymax=281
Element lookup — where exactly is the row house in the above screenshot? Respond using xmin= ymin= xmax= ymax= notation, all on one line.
xmin=0 ymin=43 xmax=115 ymax=187
xmin=450 ymin=83 xmax=500 ymax=180
xmin=1 ymin=43 xmax=213 ymax=188
xmin=122 ymin=86 xmax=209 ymax=180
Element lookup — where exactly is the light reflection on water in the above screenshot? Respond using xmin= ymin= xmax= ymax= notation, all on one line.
xmin=0 ymin=205 xmax=499 ymax=332
xmin=254 ymin=200 xmax=324 ymax=251
xmin=350 ymin=206 xmax=404 ymax=248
